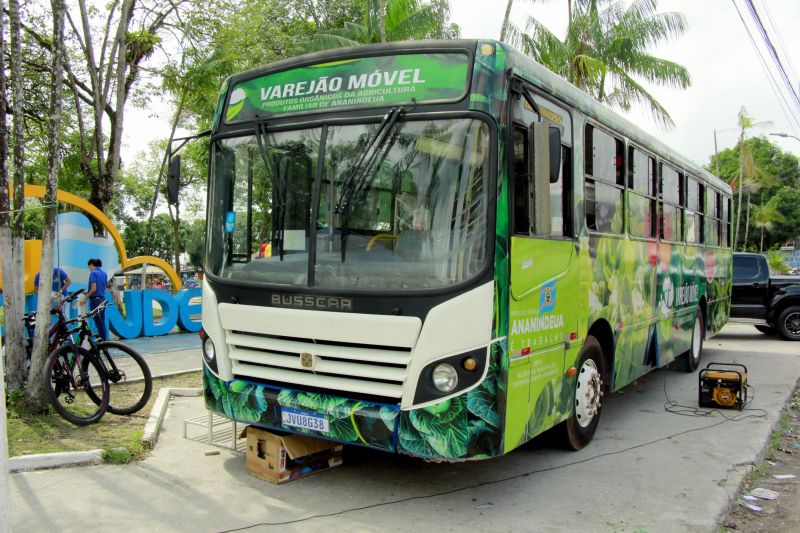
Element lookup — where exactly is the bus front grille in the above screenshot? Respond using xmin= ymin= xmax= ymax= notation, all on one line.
xmin=227 ymin=331 xmax=411 ymax=398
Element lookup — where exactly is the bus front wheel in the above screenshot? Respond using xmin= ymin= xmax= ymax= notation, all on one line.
xmin=557 ymin=336 xmax=605 ymax=451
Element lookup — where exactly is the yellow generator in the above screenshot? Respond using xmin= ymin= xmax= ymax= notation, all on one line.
xmin=699 ymin=363 xmax=747 ymax=410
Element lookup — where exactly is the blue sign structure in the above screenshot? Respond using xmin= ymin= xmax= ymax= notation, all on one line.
xmin=224 ymin=211 xmax=236 ymax=233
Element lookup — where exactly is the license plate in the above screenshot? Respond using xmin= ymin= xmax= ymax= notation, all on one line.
xmin=281 ymin=407 xmax=329 ymax=433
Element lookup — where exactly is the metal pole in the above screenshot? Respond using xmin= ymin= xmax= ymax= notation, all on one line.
xmin=714 ymin=129 xmax=721 ymax=177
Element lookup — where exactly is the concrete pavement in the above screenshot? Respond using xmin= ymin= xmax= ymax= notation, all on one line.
xmin=8 ymin=324 xmax=800 ymax=532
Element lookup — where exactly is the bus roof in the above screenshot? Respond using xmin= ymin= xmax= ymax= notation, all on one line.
xmin=223 ymin=39 xmax=730 ymax=193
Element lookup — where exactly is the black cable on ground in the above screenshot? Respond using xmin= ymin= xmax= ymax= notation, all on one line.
xmin=221 ymin=371 xmax=763 ymax=532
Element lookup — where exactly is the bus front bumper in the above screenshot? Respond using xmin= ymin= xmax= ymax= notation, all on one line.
xmin=203 ymin=364 xmax=504 ymax=460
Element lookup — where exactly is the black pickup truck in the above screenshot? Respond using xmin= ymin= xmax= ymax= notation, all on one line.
xmin=731 ymin=252 xmax=800 ymax=340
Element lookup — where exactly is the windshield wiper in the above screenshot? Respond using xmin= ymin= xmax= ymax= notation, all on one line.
xmin=334 ymin=106 xmax=405 ymax=262
xmin=254 ymin=120 xmax=288 ymax=260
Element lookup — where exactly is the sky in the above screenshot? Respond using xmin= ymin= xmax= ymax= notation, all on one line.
xmin=122 ymin=0 xmax=800 ymax=169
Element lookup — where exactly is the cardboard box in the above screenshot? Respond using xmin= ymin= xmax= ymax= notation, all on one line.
xmin=239 ymin=426 xmax=343 ymax=484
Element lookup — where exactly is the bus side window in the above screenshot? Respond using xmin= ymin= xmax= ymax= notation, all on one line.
xmin=685 ymin=176 xmax=701 ymax=244
xmin=704 ymin=188 xmax=720 ymax=246
xmin=513 ymin=126 xmax=530 ymax=235
xmin=585 ymin=124 xmax=624 ymax=234
xmin=725 ymin=196 xmax=732 ymax=246
xmin=627 ymin=147 xmax=657 ymax=239
xmin=548 ymin=145 xmax=571 ymax=237
xmin=659 ymin=164 xmax=683 ymax=242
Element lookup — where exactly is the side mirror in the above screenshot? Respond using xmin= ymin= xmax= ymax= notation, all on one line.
xmin=548 ymin=126 xmax=562 ymax=183
xmin=167 ymin=155 xmax=181 ymax=205
xmin=529 ymin=121 xmax=552 ymax=235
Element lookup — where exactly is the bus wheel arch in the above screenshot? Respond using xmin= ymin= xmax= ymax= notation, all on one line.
xmin=698 ymin=296 xmax=708 ymax=333
xmin=586 ymin=320 xmax=614 ymax=389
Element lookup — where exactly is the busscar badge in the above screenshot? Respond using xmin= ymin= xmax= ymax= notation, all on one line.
xmin=300 ymin=352 xmax=314 ymax=369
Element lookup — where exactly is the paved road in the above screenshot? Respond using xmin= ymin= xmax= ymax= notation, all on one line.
xmin=9 ymin=324 xmax=800 ymax=532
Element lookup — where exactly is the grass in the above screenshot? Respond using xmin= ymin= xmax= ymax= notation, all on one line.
xmin=738 ymin=409 xmax=793 ymax=491
xmin=6 ymin=370 xmax=202 ymax=463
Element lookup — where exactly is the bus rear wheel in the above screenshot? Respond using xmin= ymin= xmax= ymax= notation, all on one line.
xmin=557 ymin=336 xmax=605 ymax=450
xmin=678 ymin=309 xmax=704 ymax=373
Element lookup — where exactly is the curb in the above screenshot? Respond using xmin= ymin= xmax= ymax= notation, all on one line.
xmin=141 ymin=387 xmax=202 ymax=448
xmin=9 ymin=449 xmax=104 ymax=472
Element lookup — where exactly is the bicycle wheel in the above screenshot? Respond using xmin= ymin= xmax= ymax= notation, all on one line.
xmin=43 ymin=344 xmax=109 ymax=426
xmin=94 ymin=341 xmax=153 ymax=415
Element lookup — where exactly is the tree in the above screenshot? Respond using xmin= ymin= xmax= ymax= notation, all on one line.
xmin=122 ymin=213 xmax=175 ymax=262
xmin=0 ymin=0 xmax=30 ymax=395
xmin=26 ymin=0 xmax=66 ymax=411
xmin=21 ymin=0 xmax=186 ymax=233
xmin=510 ymin=0 xmax=690 ymax=128
xmin=709 ymin=135 xmax=799 ymax=251
xmin=500 ymin=0 xmax=567 ymax=43
xmin=182 ymin=218 xmax=206 ymax=270
xmin=751 ymin=196 xmax=785 ymax=253
xmin=305 ymin=0 xmax=459 ymax=51
xmin=769 ymin=187 xmax=800 ymax=249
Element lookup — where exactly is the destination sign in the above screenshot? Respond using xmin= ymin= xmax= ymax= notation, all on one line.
xmin=225 ymin=53 xmax=470 ymax=122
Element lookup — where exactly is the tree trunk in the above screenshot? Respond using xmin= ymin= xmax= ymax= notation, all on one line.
xmin=733 ymin=134 xmax=744 ymax=251
xmin=500 ymin=0 xmax=514 ymax=42
xmin=743 ymin=190 xmax=751 ymax=251
xmin=1 ymin=0 xmax=29 ymax=394
xmin=760 ymin=227 xmax=764 ymax=253
xmin=25 ymin=0 xmax=66 ymax=412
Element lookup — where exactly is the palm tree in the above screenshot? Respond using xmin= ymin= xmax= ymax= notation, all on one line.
xmin=751 ymin=196 xmax=785 ymax=252
xmin=500 ymin=0 xmax=574 ymax=42
xmin=509 ymin=0 xmax=690 ymax=128
xmin=730 ymin=107 xmax=772 ymax=251
xmin=305 ymin=0 xmax=458 ymax=51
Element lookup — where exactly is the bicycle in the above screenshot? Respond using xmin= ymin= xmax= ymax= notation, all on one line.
xmin=23 ymin=289 xmax=86 ymax=365
xmin=43 ymin=300 xmax=153 ymax=425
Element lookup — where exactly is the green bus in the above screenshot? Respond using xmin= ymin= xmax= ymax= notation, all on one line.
xmin=198 ymin=39 xmax=732 ymax=460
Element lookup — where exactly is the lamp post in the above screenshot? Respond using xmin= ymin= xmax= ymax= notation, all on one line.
xmin=770 ymin=132 xmax=800 ymax=142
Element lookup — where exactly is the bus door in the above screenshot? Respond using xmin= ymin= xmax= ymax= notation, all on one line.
xmin=504 ymin=82 xmax=577 ymax=450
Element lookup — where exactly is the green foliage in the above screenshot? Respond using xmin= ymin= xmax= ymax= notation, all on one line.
xmin=122 ymin=213 xmax=176 ymax=261
xmin=765 ymin=251 xmax=789 ymax=274
xmin=510 ymin=0 xmax=690 ymax=128
xmin=305 ymin=0 xmax=459 ymax=51
xmin=182 ymin=218 xmax=206 ymax=269
xmin=710 ymin=137 xmax=800 ymax=250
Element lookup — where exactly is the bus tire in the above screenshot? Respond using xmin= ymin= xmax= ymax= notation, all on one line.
xmin=776 ymin=306 xmax=800 ymax=341
xmin=754 ymin=325 xmax=777 ymax=336
xmin=678 ymin=309 xmax=704 ymax=373
xmin=556 ymin=336 xmax=605 ymax=451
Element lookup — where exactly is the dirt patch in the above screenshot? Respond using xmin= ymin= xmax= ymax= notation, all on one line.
xmin=720 ymin=384 xmax=800 ymax=532
xmin=7 ymin=371 xmax=201 ymax=461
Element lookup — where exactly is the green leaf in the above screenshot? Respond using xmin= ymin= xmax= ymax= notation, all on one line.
xmin=380 ymin=406 xmax=398 ymax=431
xmin=467 ymin=387 xmax=500 ymax=428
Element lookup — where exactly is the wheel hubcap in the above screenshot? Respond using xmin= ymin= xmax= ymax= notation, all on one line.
xmin=785 ymin=312 xmax=800 ymax=337
xmin=575 ymin=359 xmax=603 ymax=428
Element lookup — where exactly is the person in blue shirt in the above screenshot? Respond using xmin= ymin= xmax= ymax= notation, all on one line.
xmin=85 ymin=258 xmax=109 ymax=340
xmin=34 ymin=266 xmax=72 ymax=296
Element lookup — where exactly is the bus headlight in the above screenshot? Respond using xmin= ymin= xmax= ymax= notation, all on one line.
xmin=203 ymin=337 xmax=216 ymax=362
xmin=432 ymin=363 xmax=458 ymax=393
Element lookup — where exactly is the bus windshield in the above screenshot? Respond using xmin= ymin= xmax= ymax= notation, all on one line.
xmin=207 ymin=118 xmax=491 ymax=290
